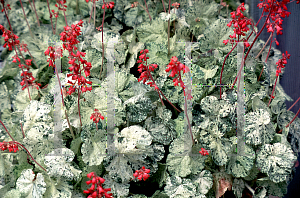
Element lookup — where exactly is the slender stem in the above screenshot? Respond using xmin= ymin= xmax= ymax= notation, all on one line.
xmin=167 ymin=19 xmax=170 ymax=56
xmin=28 ymin=0 xmax=34 ymax=11
xmin=32 ymin=0 xmax=40 ymax=27
xmin=89 ymin=0 xmax=94 ymax=24
xmin=19 ymin=0 xmax=34 ymax=38
xmin=54 ymin=61 xmax=75 ymax=139
xmin=157 ymin=89 xmax=182 ymax=113
xmin=268 ymin=75 xmax=278 ymax=107
xmin=143 ymin=0 xmax=152 ymax=21
xmin=255 ymin=33 xmax=272 ymax=60
xmin=288 ymin=96 xmax=300 ymax=111
xmin=258 ymin=33 xmax=274 ymax=82
xmin=100 ymin=6 xmax=105 ymax=80
xmin=0 ymin=120 xmax=15 ymax=141
xmin=173 ymin=9 xmax=176 ymax=34
xmin=46 ymin=0 xmax=55 ymax=35
xmin=220 ymin=43 xmax=238 ymax=99
xmin=278 ymin=106 xmax=300 ymax=134
xmin=78 ymin=89 xmax=82 ymax=127
xmin=20 ymin=122 xmax=25 ymax=138
xmin=94 ymin=1 xmax=96 ymax=27
xmin=14 ymin=141 xmax=47 ymax=172
xmin=63 ymin=9 xmax=68 ymax=26
xmin=167 ymin=0 xmax=171 ymax=56
xmin=231 ymin=6 xmax=273 ymax=90
xmin=144 ymin=63 xmax=181 ymax=113
xmin=161 ymin=0 xmax=166 ymax=13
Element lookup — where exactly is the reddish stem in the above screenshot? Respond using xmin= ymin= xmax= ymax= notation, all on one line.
xmin=231 ymin=6 xmax=273 ymax=90
xmin=20 ymin=122 xmax=25 ymax=138
xmin=161 ymin=0 xmax=166 ymax=13
xmin=143 ymin=0 xmax=152 ymax=21
xmin=89 ymin=0 xmax=94 ymax=24
xmin=19 ymin=0 xmax=34 ymax=38
xmin=32 ymin=0 xmax=40 ymax=27
xmin=220 ymin=43 xmax=238 ymax=99
xmin=0 ymin=120 xmax=15 ymax=141
xmin=78 ymin=88 xmax=82 ymax=127
xmin=278 ymin=106 xmax=300 ymax=134
xmin=288 ymin=96 xmax=300 ymax=111
xmin=46 ymin=0 xmax=55 ymax=35
xmin=100 ymin=4 xmax=105 ymax=80
xmin=14 ymin=141 xmax=47 ymax=172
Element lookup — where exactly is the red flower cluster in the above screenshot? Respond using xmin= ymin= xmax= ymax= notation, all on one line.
xmin=20 ymin=70 xmax=41 ymax=91
xmin=0 ymin=2 xmax=10 ymax=13
xmin=258 ymin=0 xmax=291 ymax=38
xmin=44 ymin=46 xmax=63 ymax=68
xmin=102 ymin=1 xmax=115 ymax=9
xmin=90 ymin=109 xmax=105 ymax=123
xmin=0 ymin=24 xmax=20 ymax=51
xmin=90 ymin=109 xmax=104 ymax=130
xmin=0 ymin=141 xmax=19 ymax=152
xmin=199 ymin=148 xmax=209 ymax=156
xmin=59 ymin=20 xmax=93 ymax=95
xmin=60 ymin=20 xmax=84 ymax=52
xmin=0 ymin=25 xmax=40 ymax=92
xmin=137 ymin=49 xmax=159 ymax=90
xmin=165 ymin=56 xmax=192 ymax=98
xmin=55 ymin=0 xmax=67 ymax=12
xmin=51 ymin=9 xmax=59 ymax=18
xmin=83 ymin=172 xmax=113 ymax=198
xmin=223 ymin=3 xmax=253 ymax=48
xmin=172 ymin=2 xmax=180 ymax=9
xmin=133 ymin=166 xmax=150 ymax=181
xmin=275 ymin=50 xmax=290 ymax=77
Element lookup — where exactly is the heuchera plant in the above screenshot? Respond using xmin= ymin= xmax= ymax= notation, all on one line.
xmin=1 ymin=0 xmax=300 ymax=197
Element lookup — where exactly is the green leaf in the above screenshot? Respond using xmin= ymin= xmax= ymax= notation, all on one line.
xmin=226 ymin=144 xmax=255 ymax=178
xmin=164 ymin=175 xmax=197 ymax=198
xmin=15 ymin=169 xmax=47 ymax=198
xmin=232 ymin=178 xmax=245 ymax=198
xmin=166 ymin=133 xmax=206 ymax=177
xmin=44 ymin=148 xmax=82 ymax=181
xmin=193 ymin=170 xmax=213 ymax=195
xmin=244 ymin=109 xmax=275 ymax=146
xmin=81 ymin=127 xmax=107 ymax=166
xmin=256 ymin=143 xmax=297 ymax=183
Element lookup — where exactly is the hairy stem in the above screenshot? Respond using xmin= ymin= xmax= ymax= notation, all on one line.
xmin=46 ymin=0 xmax=55 ymax=35
xmin=54 ymin=62 xmax=75 ymax=139
xmin=19 ymin=0 xmax=34 ymax=38
xmin=89 ymin=0 xmax=94 ymax=24
xmin=143 ymin=0 xmax=152 ymax=21
xmin=231 ymin=5 xmax=273 ymax=89
xmin=220 ymin=43 xmax=238 ymax=99
xmin=161 ymin=0 xmax=166 ymax=13
xmin=32 ymin=0 xmax=40 ymax=27
xmin=94 ymin=1 xmax=96 ymax=27
xmin=278 ymin=106 xmax=300 ymax=133
xmin=14 ymin=141 xmax=47 ymax=172
xmin=100 ymin=6 xmax=106 ymax=80
xmin=167 ymin=0 xmax=171 ymax=56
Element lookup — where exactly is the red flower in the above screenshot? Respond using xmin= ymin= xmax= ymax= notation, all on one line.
xmin=199 ymin=148 xmax=209 ymax=156
xmin=133 ymin=166 xmax=151 ymax=181
xmin=83 ymin=172 xmax=113 ymax=198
